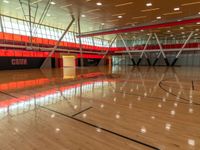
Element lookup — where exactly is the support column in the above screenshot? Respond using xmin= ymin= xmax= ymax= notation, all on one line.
xmin=154 ymin=33 xmax=169 ymax=66
xmin=28 ymin=0 xmax=33 ymax=45
xmin=77 ymin=17 xmax=84 ymax=68
xmin=119 ymin=34 xmax=136 ymax=65
xmin=137 ymin=34 xmax=152 ymax=66
xmin=40 ymin=16 xmax=75 ymax=69
xmin=0 ymin=15 xmax=4 ymax=32
xmin=171 ymin=31 xmax=194 ymax=66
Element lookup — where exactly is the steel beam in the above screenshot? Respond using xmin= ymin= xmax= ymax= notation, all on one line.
xmin=78 ymin=17 xmax=200 ymax=37
xmin=33 ymin=0 xmax=51 ymax=34
xmin=0 ymin=43 xmax=106 ymax=54
xmin=40 ymin=16 xmax=75 ymax=69
xmin=115 ymin=47 xmax=200 ymax=53
xmin=154 ymin=33 xmax=169 ymax=66
xmin=119 ymin=34 xmax=136 ymax=65
xmin=98 ymin=35 xmax=118 ymax=66
xmin=171 ymin=31 xmax=194 ymax=66
xmin=137 ymin=34 xmax=152 ymax=66
xmin=19 ymin=0 xmax=38 ymax=46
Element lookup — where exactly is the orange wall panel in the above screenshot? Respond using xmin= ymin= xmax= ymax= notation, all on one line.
xmin=0 ymin=32 xmax=4 ymax=40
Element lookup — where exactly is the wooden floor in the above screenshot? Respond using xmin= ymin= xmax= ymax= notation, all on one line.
xmin=0 ymin=66 xmax=199 ymax=150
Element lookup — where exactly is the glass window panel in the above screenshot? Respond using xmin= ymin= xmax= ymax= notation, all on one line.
xmin=5 ymin=28 xmax=13 ymax=33
xmin=13 ymin=29 xmax=20 ymax=34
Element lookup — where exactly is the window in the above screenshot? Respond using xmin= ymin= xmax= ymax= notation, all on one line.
xmin=0 ymin=15 xmax=111 ymax=48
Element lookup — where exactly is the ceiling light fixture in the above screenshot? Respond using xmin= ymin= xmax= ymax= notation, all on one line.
xmin=174 ymin=7 xmax=180 ymax=11
xmin=112 ymin=13 xmax=126 ymax=17
xmin=3 ymin=0 xmax=9 ymax=3
xmin=115 ymin=2 xmax=134 ymax=7
xmin=156 ymin=16 xmax=161 ymax=19
xmin=107 ymin=19 xmax=119 ymax=22
xmin=141 ymin=8 xmax=160 ymax=12
xmin=81 ymin=14 xmax=86 ymax=17
xmin=96 ymin=2 xmax=102 ymax=6
xmin=181 ymin=2 xmax=200 ymax=6
xmin=163 ymin=11 xmax=182 ymax=16
xmin=118 ymin=16 xmax=123 ymax=18
xmin=31 ymin=0 xmax=42 ymax=4
xmin=132 ymin=16 xmax=147 ymax=19
xmin=60 ymin=4 xmax=73 ymax=8
xmin=85 ymin=9 xmax=100 ymax=13
xmin=146 ymin=3 xmax=152 ymax=7
xmin=50 ymin=1 xmax=56 ymax=5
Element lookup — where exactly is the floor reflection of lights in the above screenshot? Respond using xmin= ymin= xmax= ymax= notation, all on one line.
xmin=0 ymin=80 xmax=114 ymax=118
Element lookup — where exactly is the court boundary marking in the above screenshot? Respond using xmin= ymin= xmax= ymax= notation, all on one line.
xmin=114 ymin=90 xmax=200 ymax=106
xmin=158 ymin=79 xmax=199 ymax=91
xmin=39 ymin=105 xmax=160 ymax=150
xmin=159 ymin=81 xmax=200 ymax=106
xmin=0 ymin=89 xmax=159 ymax=149
xmin=72 ymin=106 xmax=93 ymax=117
xmin=109 ymin=78 xmax=200 ymax=106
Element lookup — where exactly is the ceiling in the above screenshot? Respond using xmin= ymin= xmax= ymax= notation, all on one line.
xmin=0 ymin=0 xmax=200 ymax=40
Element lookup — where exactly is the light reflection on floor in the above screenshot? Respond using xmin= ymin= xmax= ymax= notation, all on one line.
xmin=0 ymin=66 xmax=199 ymax=150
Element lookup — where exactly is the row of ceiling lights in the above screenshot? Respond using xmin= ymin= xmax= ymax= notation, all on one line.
xmin=2 ymin=0 xmax=200 ymax=36
xmin=81 ymin=1 xmax=200 ymax=26
xmin=2 ymin=1 xmax=200 ymax=24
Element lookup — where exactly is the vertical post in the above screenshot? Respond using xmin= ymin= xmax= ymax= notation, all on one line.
xmin=137 ymin=33 xmax=152 ymax=66
xmin=73 ymin=31 xmax=77 ymax=45
xmin=77 ymin=17 xmax=84 ymax=68
xmin=119 ymin=34 xmax=136 ymax=65
xmin=154 ymin=33 xmax=169 ymax=66
xmin=92 ymin=37 xmax=95 ymax=47
xmin=171 ymin=31 xmax=194 ymax=66
xmin=0 ymin=15 xmax=4 ymax=32
xmin=28 ymin=0 xmax=33 ymax=45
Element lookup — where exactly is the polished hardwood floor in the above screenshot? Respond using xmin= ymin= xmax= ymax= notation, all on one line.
xmin=0 ymin=66 xmax=199 ymax=150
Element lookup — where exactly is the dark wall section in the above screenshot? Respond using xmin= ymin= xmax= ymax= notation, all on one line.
xmin=77 ymin=58 xmax=101 ymax=66
xmin=0 ymin=57 xmax=55 ymax=70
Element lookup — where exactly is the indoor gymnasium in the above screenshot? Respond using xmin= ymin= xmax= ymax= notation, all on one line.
xmin=0 ymin=0 xmax=200 ymax=150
